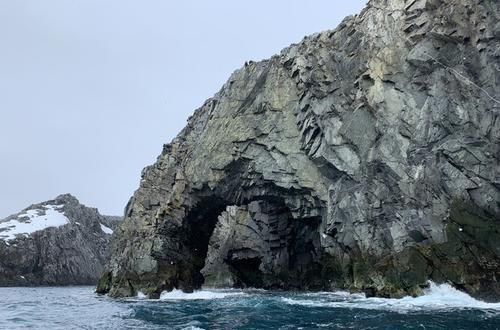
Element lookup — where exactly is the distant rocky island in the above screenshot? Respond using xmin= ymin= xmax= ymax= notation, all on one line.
xmin=96 ymin=0 xmax=500 ymax=301
xmin=0 ymin=194 xmax=121 ymax=286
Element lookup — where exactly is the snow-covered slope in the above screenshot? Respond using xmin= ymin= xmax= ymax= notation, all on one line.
xmin=0 ymin=205 xmax=69 ymax=242
xmin=0 ymin=194 xmax=121 ymax=286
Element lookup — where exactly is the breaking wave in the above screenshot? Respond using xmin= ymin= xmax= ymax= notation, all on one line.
xmin=282 ymin=282 xmax=500 ymax=313
xmin=2 ymin=286 xmax=500 ymax=329
xmin=159 ymin=289 xmax=246 ymax=300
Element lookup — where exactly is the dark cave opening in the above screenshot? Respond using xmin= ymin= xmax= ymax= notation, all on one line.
xmin=227 ymin=257 xmax=264 ymax=288
xmin=183 ymin=196 xmax=228 ymax=289
xmin=182 ymin=189 xmax=325 ymax=291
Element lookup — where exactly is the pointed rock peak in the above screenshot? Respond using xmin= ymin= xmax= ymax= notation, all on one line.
xmin=53 ymin=193 xmax=80 ymax=205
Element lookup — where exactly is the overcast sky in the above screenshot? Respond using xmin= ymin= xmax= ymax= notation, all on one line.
xmin=0 ymin=0 xmax=367 ymax=218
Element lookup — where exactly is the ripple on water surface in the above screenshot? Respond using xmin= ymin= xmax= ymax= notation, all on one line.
xmin=0 ymin=283 xmax=499 ymax=329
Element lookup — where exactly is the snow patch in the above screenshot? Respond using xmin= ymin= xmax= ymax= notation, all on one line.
xmin=100 ymin=224 xmax=113 ymax=235
xmin=0 ymin=205 xmax=69 ymax=241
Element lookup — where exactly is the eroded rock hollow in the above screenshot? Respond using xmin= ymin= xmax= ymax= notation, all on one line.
xmin=98 ymin=0 xmax=500 ymax=300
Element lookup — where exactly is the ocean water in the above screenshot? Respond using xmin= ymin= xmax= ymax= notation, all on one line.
xmin=1 ymin=283 xmax=500 ymax=329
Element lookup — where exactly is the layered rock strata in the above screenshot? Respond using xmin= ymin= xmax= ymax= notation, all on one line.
xmin=98 ymin=0 xmax=500 ymax=300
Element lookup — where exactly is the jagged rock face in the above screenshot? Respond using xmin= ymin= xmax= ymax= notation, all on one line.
xmin=0 ymin=194 xmax=121 ymax=286
xmin=99 ymin=0 xmax=500 ymax=300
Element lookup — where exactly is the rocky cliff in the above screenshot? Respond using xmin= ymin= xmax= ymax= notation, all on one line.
xmin=0 ymin=194 xmax=121 ymax=286
xmin=98 ymin=0 xmax=500 ymax=300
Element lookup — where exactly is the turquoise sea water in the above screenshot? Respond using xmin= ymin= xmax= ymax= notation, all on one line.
xmin=1 ymin=283 xmax=500 ymax=329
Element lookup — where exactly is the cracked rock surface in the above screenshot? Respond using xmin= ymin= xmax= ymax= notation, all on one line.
xmin=0 ymin=194 xmax=121 ymax=286
xmin=98 ymin=0 xmax=500 ymax=300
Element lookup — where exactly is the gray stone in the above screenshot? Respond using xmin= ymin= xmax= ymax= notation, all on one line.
xmin=0 ymin=194 xmax=121 ymax=286
xmin=98 ymin=0 xmax=500 ymax=300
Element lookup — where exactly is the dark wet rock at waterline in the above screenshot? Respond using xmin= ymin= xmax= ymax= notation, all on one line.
xmin=0 ymin=194 xmax=121 ymax=286
xmin=98 ymin=0 xmax=500 ymax=300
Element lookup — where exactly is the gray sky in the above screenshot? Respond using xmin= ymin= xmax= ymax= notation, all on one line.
xmin=0 ymin=0 xmax=367 ymax=218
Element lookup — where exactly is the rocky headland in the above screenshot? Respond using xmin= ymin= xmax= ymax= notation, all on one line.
xmin=0 ymin=194 xmax=121 ymax=286
xmin=98 ymin=0 xmax=500 ymax=300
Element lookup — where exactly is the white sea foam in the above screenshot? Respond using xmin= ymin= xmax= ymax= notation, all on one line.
xmin=100 ymin=223 xmax=113 ymax=235
xmin=181 ymin=322 xmax=206 ymax=330
xmin=181 ymin=325 xmax=205 ymax=330
xmin=159 ymin=289 xmax=246 ymax=300
xmin=136 ymin=291 xmax=147 ymax=299
xmin=282 ymin=282 xmax=500 ymax=313
xmin=303 ymin=290 xmax=365 ymax=299
xmin=0 ymin=205 xmax=69 ymax=241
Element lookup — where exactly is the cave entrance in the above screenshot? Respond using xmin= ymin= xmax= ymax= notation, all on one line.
xmin=183 ymin=196 xmax=229 ymax=289
xmin=187 ymin=196 xmax=324 ymax=290
xmin=227 ymin=257 xmax=264 ymax=288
